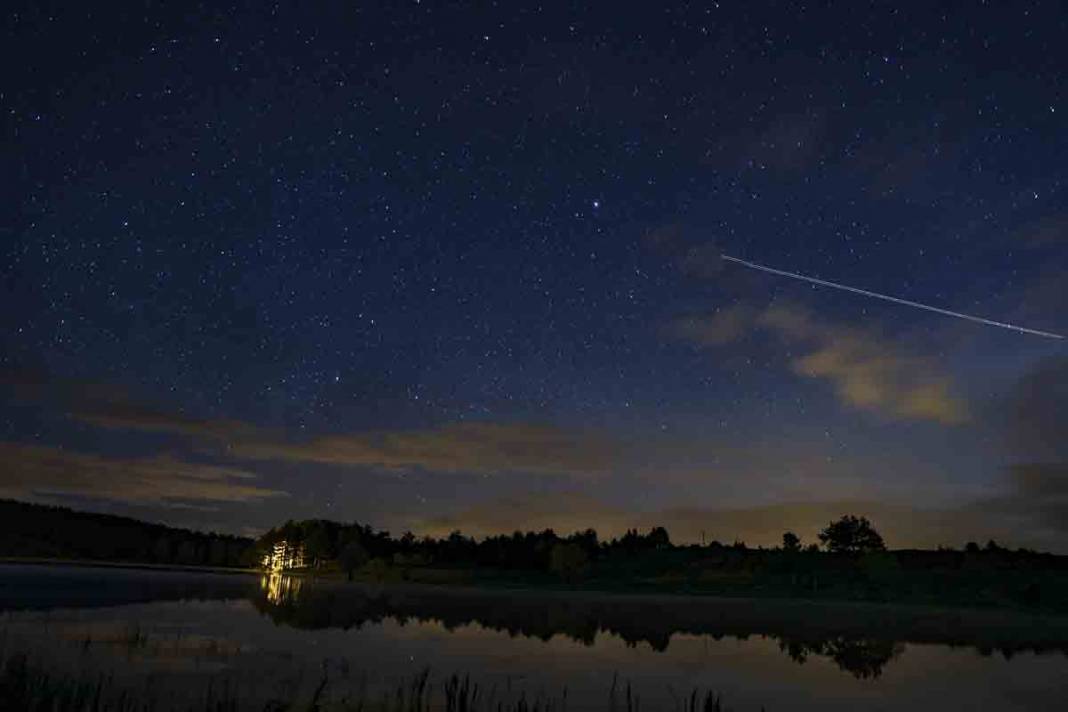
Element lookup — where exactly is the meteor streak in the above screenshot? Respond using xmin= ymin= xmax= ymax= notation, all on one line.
xmin=721 ymin=254 xmax=1064 ymax=340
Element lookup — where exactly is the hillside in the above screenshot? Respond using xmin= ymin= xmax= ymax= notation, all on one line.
xmin=0 ymin=499 xmax=256 ymax=568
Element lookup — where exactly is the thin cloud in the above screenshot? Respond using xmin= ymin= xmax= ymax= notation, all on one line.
xmin=678 ymin=243 xmax=726 ymax=279
xmin=701 ymin=110 xmax=828 ymax=175
xmin=410 ymin=493 xmax=1068 ymax=552
xmin=641 ymin=226 xmax=729 ymax=280
xmin=1016 ymin=213 xmax=1068 ymax=247
xmin=0 ymin=442 xmax=287 ymax=506
xmin=75 ymin=405 xmax=260 ymax=442
xmin=64 ymin=395 xmax=612 ymax=477
xmin=671 ymin=301 xmax=968 ymax=424
xmin=668 ymin=304 xmax=758 ymax=346
xmin=13 ymin=372 xmax=615 ymax=478
xmin=1001 ymin=355 xmax=1068 ymax=460
xmin=231 ymin=421 xmax=613 ymax=477
xmin=1009 ymin=463 xmax=1068 ymax=499
xmin=994 ymin=358 xmax=1068 ymax=535
xmin=412 ymin=491 xmax=628 ymax=539
xmin=763 ymin=303 xmax=968 ymax=424
xmin=1 ymin=370 xmax=259 ymax=442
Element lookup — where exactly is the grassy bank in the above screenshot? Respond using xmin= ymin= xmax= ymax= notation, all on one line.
xmin=0 ymin=647 xmax=731 ymax=712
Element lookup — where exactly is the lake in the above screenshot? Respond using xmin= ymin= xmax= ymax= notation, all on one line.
xmin=2 ymin=563 xmax=1068 ymax=710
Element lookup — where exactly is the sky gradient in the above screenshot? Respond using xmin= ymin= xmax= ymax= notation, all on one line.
xmin=3 ymin=2 xmax=1066 ymax=550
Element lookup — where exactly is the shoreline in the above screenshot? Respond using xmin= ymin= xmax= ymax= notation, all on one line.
xmin=4 ymin=558 xmax=1068 ymax=627
xmin=288 ymin=573 xmax=1068 ymax=625
xmin=6 ymin=560 xmax=1068 ymax=655
xmin=0 ymin=557 xmax=260 ymax=576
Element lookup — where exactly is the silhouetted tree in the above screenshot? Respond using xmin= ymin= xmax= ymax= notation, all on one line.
xmin=616 ymin=528 xmax=642 ymax=553
xmin=338 ymin=540 xmax=369 ymax=581
xmin=818 ymin=516 xmax=886 ymax=554
xmin=303 ymin=524 xmax=333 ymax=569
xmin=152 ymin=537 xmax=174 ymax=563
xmin=648 ymin=526 xmax=671 ymax=550
xmin=823 ymin=637 xmax=904 ymax=679
xmin=782 ymin=531 xmax=801 ymax=552
xmin=568 ymin=528 xmax=599 ymax=555
xmin=0 ymin=500 xmax=255 ymax=567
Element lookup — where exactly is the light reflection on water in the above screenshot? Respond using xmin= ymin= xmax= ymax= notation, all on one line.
xmin=262 ymin=572 xmax=304 ymax=605
xmin=3 ymin=565 xmax=1068 ymax=711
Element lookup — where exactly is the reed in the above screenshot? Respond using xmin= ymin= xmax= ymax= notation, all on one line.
xmin=0 ymin=647 xmax=740 ymax=712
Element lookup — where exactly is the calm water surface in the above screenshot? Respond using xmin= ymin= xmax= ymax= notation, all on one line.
xmin=2 ymin=563 xmax=1068 ymax=710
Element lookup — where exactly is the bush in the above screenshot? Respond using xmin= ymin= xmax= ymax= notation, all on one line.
xmin=818 ymin=516 xmax=886 ymax=554
xmin=549 ymin=542 xmax=589 ymax=583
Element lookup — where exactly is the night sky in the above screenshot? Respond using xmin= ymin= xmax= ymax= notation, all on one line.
xmin=3 ymin=2 xmax=1066 ymax=550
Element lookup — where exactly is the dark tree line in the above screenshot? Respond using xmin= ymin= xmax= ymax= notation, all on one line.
xmin=0 ymin=499 xmax=256 ymax=567
xmin=260 ymin=516 xmax=892 ymax=576
xmin=257 ymin=519 xmax=676 ymax=578
xmin=258 ymin=514 xmax=1068 ymax=611
xmin=5 ymin=498 xmax=1064 ymax=611
xmin=257 ymin=514 xmax=1059 ymax=578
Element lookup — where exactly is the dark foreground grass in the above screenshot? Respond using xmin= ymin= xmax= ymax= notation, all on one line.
xmin=0 ymin=649 xmax=737 ymax=712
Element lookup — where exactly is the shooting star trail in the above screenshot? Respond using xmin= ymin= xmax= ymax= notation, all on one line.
xmin=721 ymin=254 xmax=1064 ymax=340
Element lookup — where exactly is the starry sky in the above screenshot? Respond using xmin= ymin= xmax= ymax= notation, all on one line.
xmin=3 ymin=2 xmax=1067 ymax=549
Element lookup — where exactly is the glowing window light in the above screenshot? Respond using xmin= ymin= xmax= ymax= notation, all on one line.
xmin=261 ymin=540 xmax=306 ymax=572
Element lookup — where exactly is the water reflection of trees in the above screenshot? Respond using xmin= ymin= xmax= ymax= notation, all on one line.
xmin=0 ymin=567 xmax=257 ymax=611
xmin=252 ymin=576 xmax=1068 ymax=679
xmin=779 ymin=638 xmax=905 ymax=679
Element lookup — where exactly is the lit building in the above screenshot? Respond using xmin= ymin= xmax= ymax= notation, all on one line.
xmin=262 ymin=540 xmax=306 ymax=571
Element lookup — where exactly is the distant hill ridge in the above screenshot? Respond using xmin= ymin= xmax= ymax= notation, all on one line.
xmin=0 ymin=499 xmax=255 ymax=568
